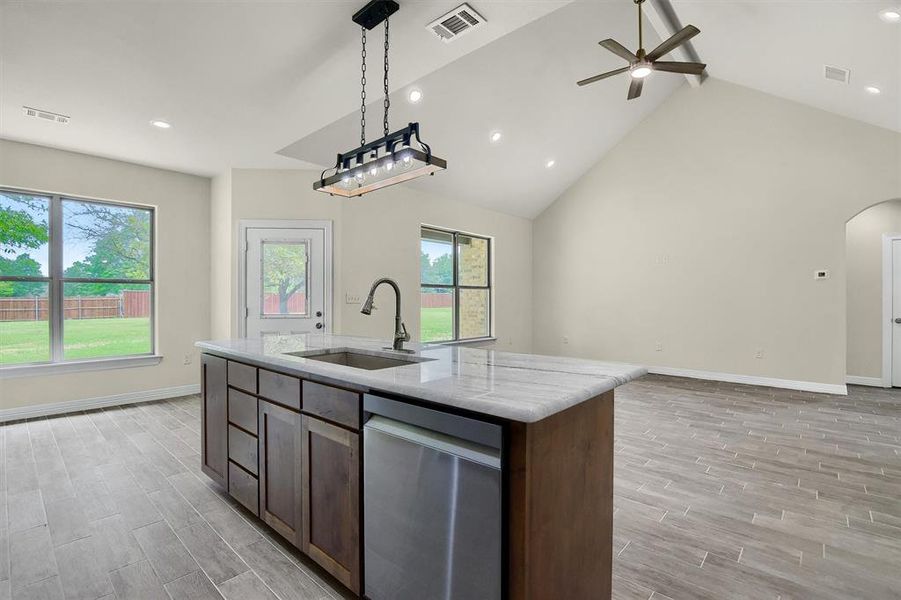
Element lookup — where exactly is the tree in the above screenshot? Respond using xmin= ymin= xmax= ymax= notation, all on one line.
xmin=0 ymin=193 xmax=49 ymax=297
xmin=0 ymin=255 xmax=44 ymax=297
xmin=263 ymin=244 xmax=307 ymax=314
xmin=62 ymin=202 xmax=151 ymax=296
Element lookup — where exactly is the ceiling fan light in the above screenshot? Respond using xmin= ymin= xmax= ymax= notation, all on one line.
xmin=631 ymin=65 xmax=652 ymax=79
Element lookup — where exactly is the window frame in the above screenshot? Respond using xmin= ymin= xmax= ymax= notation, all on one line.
xmin=0 ymin=187 xmax=156 ymax=370
xmin=420 ymin=225 xmax=492 ymax=343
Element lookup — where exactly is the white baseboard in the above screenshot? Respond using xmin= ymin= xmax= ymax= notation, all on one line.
xmin=647 ymin=366 xmax=847 ymax=395
xmin=845 ymin=375 xmax=887 ymax=387
xmin=0 ymin=384 xmax=200 ymax=423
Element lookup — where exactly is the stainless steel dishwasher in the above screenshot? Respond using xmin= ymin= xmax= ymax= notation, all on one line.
xmin=363 ymin=394 xmax=503 ymax=600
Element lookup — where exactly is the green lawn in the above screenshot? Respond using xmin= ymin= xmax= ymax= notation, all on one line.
xmin=0 ymin=317 xmax=151 ymax=364
xmin=420 ymin=307 xmax=453 ymax=343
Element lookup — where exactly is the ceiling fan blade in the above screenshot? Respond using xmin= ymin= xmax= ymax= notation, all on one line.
xmin=645 ymin=24 xmax=700 ymax=62
xmin=652 ymin=61 xmax=706 ymax=75
xmin=577 ymin=66 xmax=630 ymax=87
xmin=598 ymin=39 xmax=637 ymax=62
xmin=627 ymin=77 xmax=643 ymax=100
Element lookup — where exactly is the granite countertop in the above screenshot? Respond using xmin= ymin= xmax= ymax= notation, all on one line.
xmin=196 ymin=334 xmax=646 ymax=423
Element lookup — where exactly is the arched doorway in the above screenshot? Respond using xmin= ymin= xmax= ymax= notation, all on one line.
xmin=846 ymin=199 xmax=901 ymax=387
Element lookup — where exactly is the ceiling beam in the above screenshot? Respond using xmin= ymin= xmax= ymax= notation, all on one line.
xmin=644 ymin=0 xmax=707 ymax=88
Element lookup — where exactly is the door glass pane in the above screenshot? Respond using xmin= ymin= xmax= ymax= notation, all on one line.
xmin=0 ymin=191 xmax=50 ymax=277
xmin=62 ymin=199 xmax=152 ymax=280
xmin=63 ymin=283 xmax=152 ymax=360
xmin=421 ymin=228 xmax=453 ymax=285
xmin=420 ymin=287 xmax=454 ymax=342
xmin=457 ymin=235 xmax=488 ymax=286
xmin=0 ymin=282 xmax=49 ymax=364
xmin=262 ymin=242 xmax=308 ymax=316
xmin=459 ymin=288 xmax=489 ymax=339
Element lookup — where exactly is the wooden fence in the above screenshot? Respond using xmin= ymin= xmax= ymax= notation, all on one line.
xmin=421 ymin=292 xmax=453 ymax=308
xmin=263 ymin=292 xmax=306 ymax=314
xmin=0 ymin=290 xmax=151 ymax=321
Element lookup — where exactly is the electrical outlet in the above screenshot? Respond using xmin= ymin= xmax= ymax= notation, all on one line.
xmin=755 ymin=349 xmax=764 ymax=359
xmin=562 ymin=336 xmax=569 ymax=345
xmin=346 ymin=293 xmax=362 ymax=304
xmin=183 ymin=353 xmax=193 ymax=366
xmin=655 ymin=341 xmax=663 ymax=352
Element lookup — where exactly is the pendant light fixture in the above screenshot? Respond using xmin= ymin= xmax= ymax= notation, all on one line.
xmin=314 ymin=0 xmax=447 ymax=197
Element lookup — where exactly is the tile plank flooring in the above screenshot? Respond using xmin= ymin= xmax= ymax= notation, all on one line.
xmin=0 ymin=375 xmax=899 ymax=599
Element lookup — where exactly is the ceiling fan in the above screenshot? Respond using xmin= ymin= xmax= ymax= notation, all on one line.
xmin=577 ymin=0 xmax=706 ymax=100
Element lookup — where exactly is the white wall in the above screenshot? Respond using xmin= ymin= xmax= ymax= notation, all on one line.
xmin=846 ymin=200 xmax=901 ymax=379
xmin=532 ymin=79 xmax=901 ymax=388
xmin=220 ymin=169 xmax=533 ymax=352
xmin=0 ymin=139 xmax=211 ymax=410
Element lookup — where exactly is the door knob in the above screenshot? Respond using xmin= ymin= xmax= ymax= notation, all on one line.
xmin=895 ymin=318 xmax=901 ymax=324
xmin=316 ymin=311 xmax=323 ymax=317
xmin=315 ymin=322 xmax=323 ymax=329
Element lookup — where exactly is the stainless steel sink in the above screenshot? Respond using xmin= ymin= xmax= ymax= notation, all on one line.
xmin=285 ymin=349 xmax=433 ymax=370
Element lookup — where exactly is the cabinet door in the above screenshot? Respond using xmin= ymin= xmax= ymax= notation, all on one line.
xmin=302 ymin=416 xmax=361 ymax=594
xmin=259 ymin=400 xmax=304 ymax=548
xmin=201 ymin=354 xmax=228 ymax=487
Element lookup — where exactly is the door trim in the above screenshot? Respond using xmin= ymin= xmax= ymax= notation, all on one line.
xmin=237 ymin=220 xmax=333 ymax=338
xmin=881 ymin=233 xmax=901 ymax=387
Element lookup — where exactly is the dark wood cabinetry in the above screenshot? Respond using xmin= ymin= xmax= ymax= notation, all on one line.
xmin=258 ymin=398 xmax=305 ymax=548
xmin=302 ymin=415 xmax=361 ymax=594
xmin=201 ymin=354 xmax=228 ymax=487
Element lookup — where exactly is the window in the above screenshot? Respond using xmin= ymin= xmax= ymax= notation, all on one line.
xmin=420 ymin=226 xmax=491 ymax=343
xmin=0 ymin=189 xmax=154 ymax=367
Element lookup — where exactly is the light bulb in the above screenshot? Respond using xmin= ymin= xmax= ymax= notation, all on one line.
xmin=384 ymin=161 xmax=394 ymax=172
xmin=631 ymin=65 xmax=652 ymax=79
xmin=369 ymin=164 xmax=379 ymax=177
xmin=354 ymin=170 xmax=366 ymax=184
xmin=401 ymin=153 xmax=414 ymax=170
xmin=341 ymin=175 xmax=353 ymax=189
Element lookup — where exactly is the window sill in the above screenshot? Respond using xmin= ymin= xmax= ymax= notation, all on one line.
xmin=0 ymin=355 xmax=163 ymax=379
xmin=425 ymin=336 xmax=497 ymax=347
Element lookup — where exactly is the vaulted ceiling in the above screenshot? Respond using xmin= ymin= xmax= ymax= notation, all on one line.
xmin=1 ymin=0 xmax=898 ymax=218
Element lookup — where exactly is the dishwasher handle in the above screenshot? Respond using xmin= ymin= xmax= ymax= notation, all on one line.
xmin=363 ymin=393 xmax=503 ymax=450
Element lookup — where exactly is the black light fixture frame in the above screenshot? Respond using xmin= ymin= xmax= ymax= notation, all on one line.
xmin=314 ymin=122 xmax=447 ymax=195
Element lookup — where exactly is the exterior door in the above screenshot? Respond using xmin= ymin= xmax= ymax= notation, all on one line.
xmin=245 ymin=226 xmax=326 ymax=338
xmin=893 ymin=240 xmax=901 ymax=386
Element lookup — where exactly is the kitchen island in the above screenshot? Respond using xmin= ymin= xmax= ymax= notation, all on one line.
xmin=196 ymin=334 xmax=645 ymax=599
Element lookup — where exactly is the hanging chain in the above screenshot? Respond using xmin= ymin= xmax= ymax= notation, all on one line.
xmin=383 ymin=17 xmax=390 ymax=137
xmin=360 ymin=26 xmax=367 ymax=145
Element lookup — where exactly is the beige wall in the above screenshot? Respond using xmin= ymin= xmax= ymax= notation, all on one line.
xmin=0 ymin=139 xmax=211 ymax=410
xmin=532 ymin=79 xmax=901 ymax=387
xmin=846 ymin=200 xmax=901 ymax=379
xmin=222 ymin=169 xmax=533 ymax=352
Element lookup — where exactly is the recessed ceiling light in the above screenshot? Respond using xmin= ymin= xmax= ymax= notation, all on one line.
xmin=150 ymin=120 xmax=171 ymax=129
xmin=408 ymin=88 xmax=423 ymax=103
xmin=489 ymin=131 xmax=502 ymax=143
xmin=879 ymin=8 xmax=901 ymax=22
xmin=865 ymin=86 xmax=882 ymax=95
xmin=545 ymin=159 xmax=556 ymax=168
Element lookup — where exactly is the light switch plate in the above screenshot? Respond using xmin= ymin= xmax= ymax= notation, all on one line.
xmin=346 ymin=293 xmax=362 ymax=304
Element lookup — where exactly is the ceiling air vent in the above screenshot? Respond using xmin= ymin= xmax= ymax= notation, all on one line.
xmin=427 ymin=3 xmax=485 ymax=43
xmin=23 ymin=106 xmax=70 ymax=124
xmin=823 ymin=65 xmax=850 ymax=84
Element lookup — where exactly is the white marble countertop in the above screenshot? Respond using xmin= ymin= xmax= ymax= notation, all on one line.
xmin=195 ymin=334 xmax=646 ymax=423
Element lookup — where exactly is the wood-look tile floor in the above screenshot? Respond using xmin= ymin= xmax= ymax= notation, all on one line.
xmin=0 ymin=375 xmax=899 ymax=599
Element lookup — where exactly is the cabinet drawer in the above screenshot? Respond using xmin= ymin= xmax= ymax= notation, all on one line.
xmin=228 ymin=361 xmax=257 ymax=393
xmin=228 ymin=461 xmax=259 ymax=515
xmin=228 ymin=425 xmax=258 ymax=475
xmin=303 ymin=381 xmax=361 ymax=429
xmin=228 ymin=389 xmax=258 ymax=434
xmin=259 ymin=369 xmax=301 ymax=411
